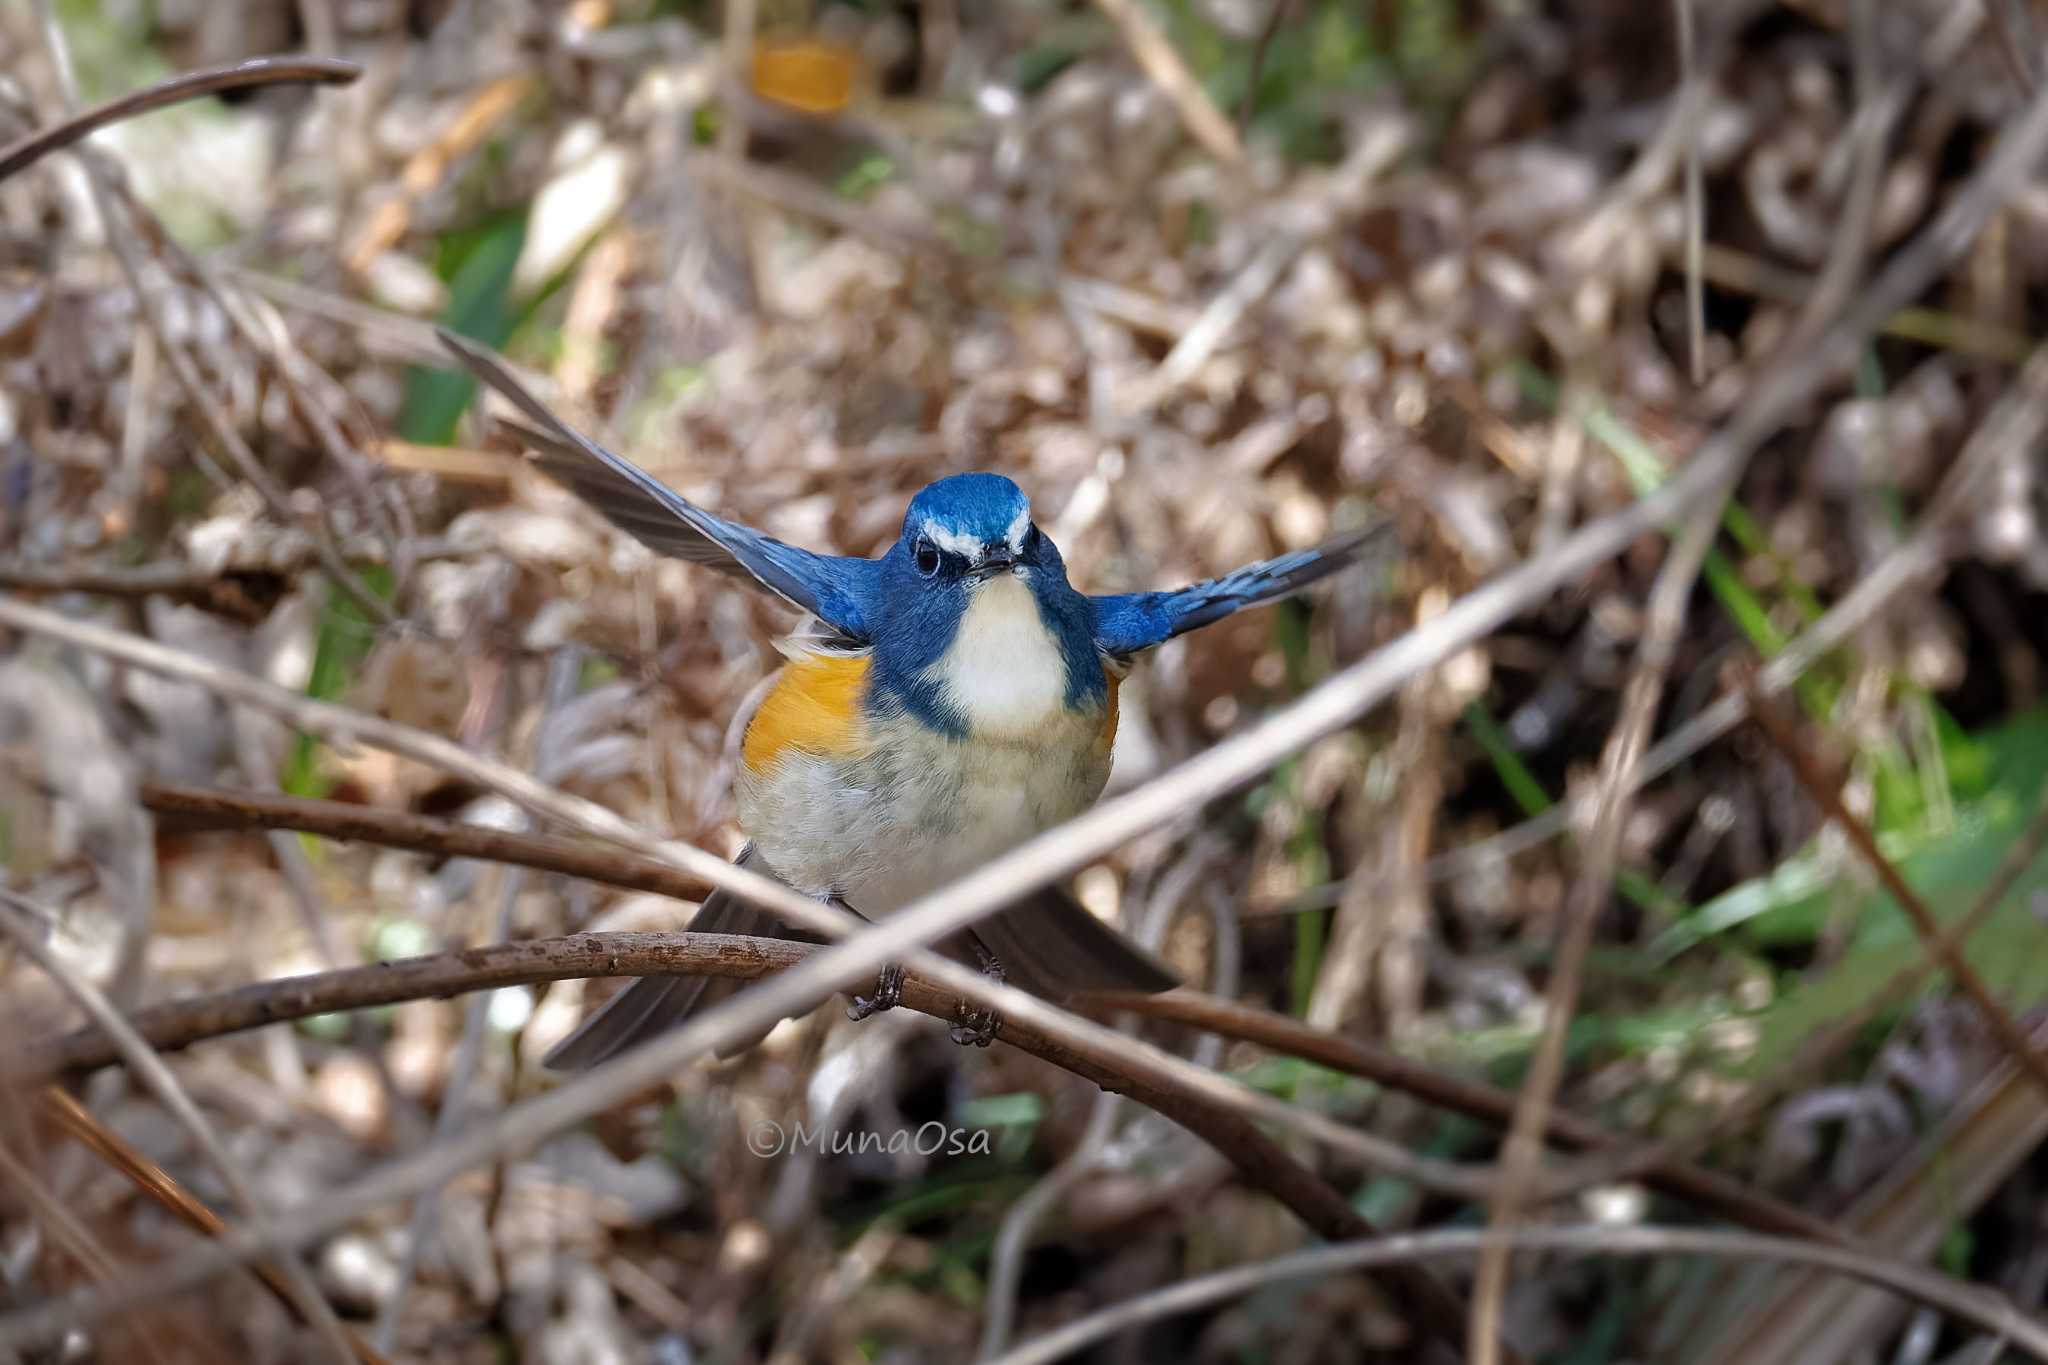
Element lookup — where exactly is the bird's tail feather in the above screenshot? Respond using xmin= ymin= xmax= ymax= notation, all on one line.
xmin=545 ymin=855 xmax=1178 ymax=1070
xmin=962 ymin=887 xmax=1179 ymax=1000
xmin=542 ymin=847 xmax=819 ymax=1070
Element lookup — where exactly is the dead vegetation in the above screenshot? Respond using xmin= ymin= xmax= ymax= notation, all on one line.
xmin=3 ymin=1 xmax=2048 ymax=1362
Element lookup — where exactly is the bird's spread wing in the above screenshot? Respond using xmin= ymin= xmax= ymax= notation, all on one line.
xmin=439 ymin=329 xmax=876 ymax=641
xmin=1089 ymin=522 xmax=1383 ymax=658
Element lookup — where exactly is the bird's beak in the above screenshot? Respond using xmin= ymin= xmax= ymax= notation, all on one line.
xmin=968 ymin=548 xmax=1019 ymax=579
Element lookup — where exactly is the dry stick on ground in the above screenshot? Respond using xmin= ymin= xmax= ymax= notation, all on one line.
xmin=1740 ymin=674 xmax=2048 ymax=1102
xmin=34 ymin=1090 xmax=388 ymax=1365
xmin=976 ymin=1226 xmax=2048 ymax=1365
xmin=11 ymin=78 xmax=2048 ymax=1327
xmin=0 ymin=55 xmax=359 ymax=182
xmin=0 ymin=893 xmax=361 ymax=1365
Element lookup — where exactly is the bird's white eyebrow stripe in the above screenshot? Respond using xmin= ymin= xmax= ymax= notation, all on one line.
xmin=921 ymin=519 xmax=983 ymax=560
xmin=1005 ymin=506 xmax=1031 ymax=553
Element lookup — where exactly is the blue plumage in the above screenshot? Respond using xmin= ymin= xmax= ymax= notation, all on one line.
xmin=1089 ymin=527 xmax=1380 ymax=659
xmin=866 ymin=473 xmax=1105 ymax=736
xmin=438 ymin=331 xmax=881 ymax=639
xmin=444 ymin=331 xmax=1372 ymax=666
xmin=440 ymin=329 xmax=1380 ymax=1067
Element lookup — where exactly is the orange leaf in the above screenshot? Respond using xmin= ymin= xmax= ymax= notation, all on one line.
xmin=752 ymin=39 xmax=858 ymax=116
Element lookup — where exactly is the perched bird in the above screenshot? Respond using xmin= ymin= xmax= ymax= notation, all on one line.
xmin=439 ymin=330 xmax=1377 ymax=1068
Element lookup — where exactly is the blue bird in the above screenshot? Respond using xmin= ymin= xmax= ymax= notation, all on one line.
xmin=440 ymin=331 xmax=1378 ymax=1066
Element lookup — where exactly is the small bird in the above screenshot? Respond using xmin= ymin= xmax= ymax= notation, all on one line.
xmin=440 ymin=330 xmax=1376 ymax=1068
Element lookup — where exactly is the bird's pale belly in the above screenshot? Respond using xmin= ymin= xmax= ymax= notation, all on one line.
xmin=735 ymin=706 xmax=1113 ymax=913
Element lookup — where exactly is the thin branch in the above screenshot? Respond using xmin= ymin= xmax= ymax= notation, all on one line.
xmin=7 ymin=929 xmax=1489 ymax=1355
xmin=9 ymin=80 xmax=2048 ymax=1335
xmin=1676 ymin=0 xmax=1705 ymax=385
xmin=1100 ymin=990 xmax=1845 ymax=1245
xmin=36 ymin=1091 xmax=388 ymax=1365
xmin=1406 ymin=339 xmax=2048 ymax=904
xmin=139 ymin=780 xmax=714 ymax=905
xmin=1740 ymin=674 xmax=2048 ymax=1103
xmin=0 ymin=893 xmax=359 ymax=1365
xmin=1237 ymin=0 xmax=1290 ymax=134
xmin=9 ymin=922 xmax=1493 ymax=1198
xmin=135 ymin=776 xmax=1817 ymax=1241
xmin=1470 ymin=489 xmax=1731 ymax=1363
xmin=10 ymin=933 xmax=800 ymax=1081
xmin=1984 ymin=0 xmax=2041 ymax=95
xmin=9 ymin=913 xmax=1853 ymax=1253
xmin=0 ymin=55 xmax=359 ymax=183
xmin=979 ymin=1226 xmax=2048 ymax=1365
xmin=1089 ymin=0 xmax=1244 ymax=165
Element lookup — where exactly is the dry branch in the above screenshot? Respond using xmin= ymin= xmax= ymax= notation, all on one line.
xmin=0 ymin=55 xmax=359 ymax=183
xmin=14 ymin=908 xmax=1838 ymax=1252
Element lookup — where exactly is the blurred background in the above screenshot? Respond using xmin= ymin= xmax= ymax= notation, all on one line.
xmin=3 ymin=0 xmax=2048 ymax=1361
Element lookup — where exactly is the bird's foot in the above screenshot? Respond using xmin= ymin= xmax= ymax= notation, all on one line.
xmin=948 ymin=950 xmax=1004 ymax=1048
xmin=847 ymin=963 xmax=904 ymax=1022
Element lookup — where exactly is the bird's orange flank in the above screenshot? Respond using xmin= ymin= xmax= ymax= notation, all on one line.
xmin=742 ymin=652 xmax=871 ymax=774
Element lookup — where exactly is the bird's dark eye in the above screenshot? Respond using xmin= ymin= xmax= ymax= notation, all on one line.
xmin=913 ymin=539 xmax=941 ymax=576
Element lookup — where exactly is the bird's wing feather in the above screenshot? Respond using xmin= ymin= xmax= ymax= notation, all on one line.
xmin=439 ymin=329 xmax=876 ymax=641
xmin=1089 ymin=522 xmax=1383 ymax=658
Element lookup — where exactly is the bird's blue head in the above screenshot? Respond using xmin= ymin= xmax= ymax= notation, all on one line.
xmin=865 ymin=473 xmax=1104 ymax=735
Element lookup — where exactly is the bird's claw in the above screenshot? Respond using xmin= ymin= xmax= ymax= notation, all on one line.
xmin=847 ymin=962 xmax=905 ymax=1022
xmin=948 ymin=952 xmax=1004 ymax=1047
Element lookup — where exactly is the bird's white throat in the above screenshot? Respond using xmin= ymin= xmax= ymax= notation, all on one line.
xmin=925 ymin=574 xmax=1071 ymax=739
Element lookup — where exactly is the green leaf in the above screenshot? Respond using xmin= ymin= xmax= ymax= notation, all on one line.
xmin=284 ymin=564 xmax=393 ymax=797
xmin=1720 ymin=708 xmax=2048 ymax=1074
xmin=397 ymin=211 xmax=529 ymax=446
